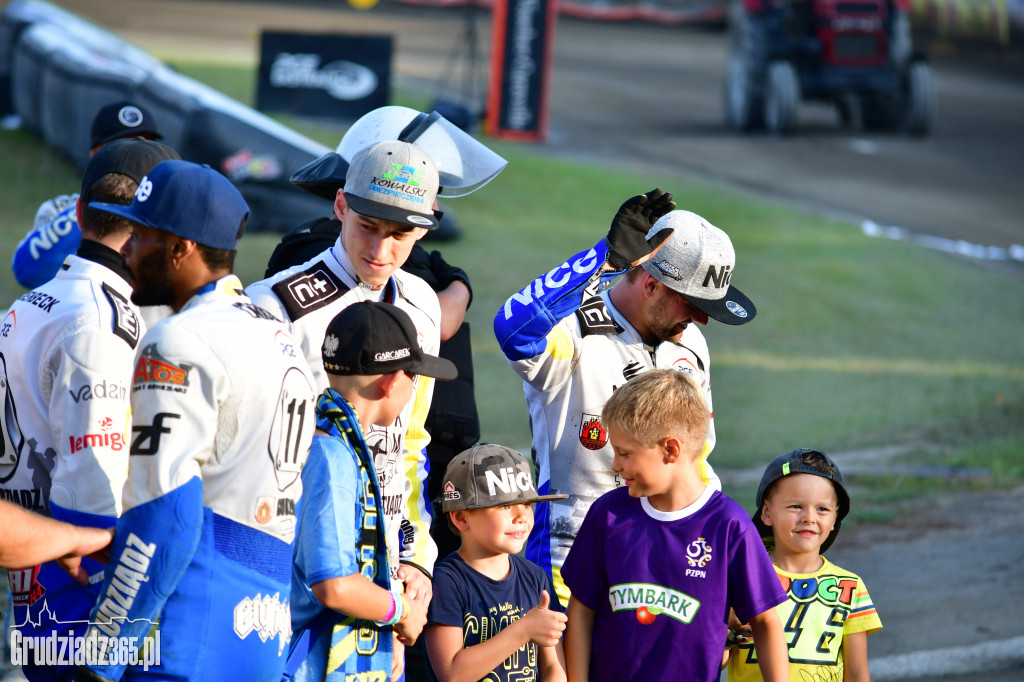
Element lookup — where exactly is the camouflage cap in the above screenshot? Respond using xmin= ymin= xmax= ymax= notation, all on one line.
xmin=441 ymin=444 xmax=568 ymax=513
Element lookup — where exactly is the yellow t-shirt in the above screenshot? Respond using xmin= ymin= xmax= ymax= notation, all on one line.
xmin=728 ymin=557 xmax=882 ymax=682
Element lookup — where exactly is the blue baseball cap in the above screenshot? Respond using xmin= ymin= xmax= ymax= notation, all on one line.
xmin=91 ymin=160 xmax=249 ymax=251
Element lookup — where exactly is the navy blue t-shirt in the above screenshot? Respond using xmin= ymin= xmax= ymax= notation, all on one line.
xmin=426 ymin=552 xmax=563 ymax=682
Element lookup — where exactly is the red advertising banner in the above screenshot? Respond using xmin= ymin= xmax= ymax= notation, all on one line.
xmin=486 ymin=0 xmax=560 ymax=141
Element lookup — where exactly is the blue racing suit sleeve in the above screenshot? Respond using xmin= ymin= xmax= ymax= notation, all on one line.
xmin=494 ymin=240 xmax=613 ymax=362
xmin=81 ymin=476 xmax=203 ymax=680
xmin=13 ymin=197 xmax=81 ymax=289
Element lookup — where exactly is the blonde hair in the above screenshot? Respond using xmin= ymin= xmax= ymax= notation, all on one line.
xmin=602 ymin=369 xmax=710 ymax=452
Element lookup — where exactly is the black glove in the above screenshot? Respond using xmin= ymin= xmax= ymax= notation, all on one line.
xmin=604 ymin=188 xmax=676 ymax=271
xmin=401 ymin=244 xmax=441 ymax=289
xmin=401 ymin=246 xmax=473 ymax=307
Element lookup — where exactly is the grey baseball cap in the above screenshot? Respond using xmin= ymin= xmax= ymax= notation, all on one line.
xmin=344 ymin=140 xmax=440 ymax=229
xmin=640 ymin=210 xmax=756 ymax=325
xmin=753 ymin=449 xmax=851 ymax=554
xmin=441 ymin=444 xmax=568 ymax=513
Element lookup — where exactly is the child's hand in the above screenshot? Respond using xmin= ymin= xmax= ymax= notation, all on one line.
xmin=391 ymin=636 xmax=405 ymax=679
xmin=395 ymin=593 xmax=428 ymax=646
xmin=520 ymin=590 xmax=568 ymax=647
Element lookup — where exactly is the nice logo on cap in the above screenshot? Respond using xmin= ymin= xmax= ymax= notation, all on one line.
xmin=701 ymin=264 xmax=732 ymax=290
xmin=485 ymin=465 xmax=533 ymax=497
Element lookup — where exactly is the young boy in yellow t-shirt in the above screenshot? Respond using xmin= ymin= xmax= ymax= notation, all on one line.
xmin=727 ymin=448 xmax=883 ymax=682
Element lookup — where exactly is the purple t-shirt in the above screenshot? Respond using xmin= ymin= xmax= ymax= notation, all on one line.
xmin=562 ymin=486 xmax=786 ymax=682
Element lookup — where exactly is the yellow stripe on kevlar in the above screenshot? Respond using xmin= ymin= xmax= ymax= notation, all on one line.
xmin=403 ymin=375 xmax=435 ymax=566
xmin=545 ymin=327 xmax=574 ymax=360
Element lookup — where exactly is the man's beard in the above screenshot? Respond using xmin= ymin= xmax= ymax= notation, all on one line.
xmin=646 ymin=295 xmax=686 ymax=344
xmin=130 ymin=244 xmax=176 ymax=307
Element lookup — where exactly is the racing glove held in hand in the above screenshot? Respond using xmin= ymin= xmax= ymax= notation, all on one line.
xmin=604 ymin=187 xmax=676 ymax=271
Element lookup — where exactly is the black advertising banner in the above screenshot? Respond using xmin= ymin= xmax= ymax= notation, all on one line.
xmin=256 ymin=31 xmax=392 ymax=121
xmin=486 ymin=0 xmax=559 ymax=141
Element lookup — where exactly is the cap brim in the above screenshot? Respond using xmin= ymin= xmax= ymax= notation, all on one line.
xmin=682 ymin=285 xmax=756 ymax=325
xmin=532 ymin=493 xmax=569 ymax=503
xmin=752 ymin=510 xmax=774 ymax=552
xmin=289 ymin=152 xmax=350 ymax=200
xmin=89 ymin=201 xmax=161 ymax=231
xmin=458 ymin=492 xmax=569 ymax=511
xmin=345 ymin=192 xmax=439 ymax=229
xmin=411 ymin=354 xmax=458 ymax=381
xmin=92 ymin=129 xmax=163 ymax=148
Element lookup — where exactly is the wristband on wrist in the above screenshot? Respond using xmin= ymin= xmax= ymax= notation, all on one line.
xmin=374 ymin=587 xmax=406 ymax=627
xmin=398 ymin=595 xmax=411 ymax=624
xmin=380 ymin=590 xmax=397 ymax=625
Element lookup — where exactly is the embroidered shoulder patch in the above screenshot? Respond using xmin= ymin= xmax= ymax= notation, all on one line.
xmin=102 ymin=283 xmax=140 ymax=350
xmin=270 ymin=262 xmax=350 ymax=321
xmin=575 ymin=296 xmax=621 ymax=337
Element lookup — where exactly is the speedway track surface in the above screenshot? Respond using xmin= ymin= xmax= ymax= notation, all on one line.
xmin=46 ymin=0 xmax=1024 ymax=255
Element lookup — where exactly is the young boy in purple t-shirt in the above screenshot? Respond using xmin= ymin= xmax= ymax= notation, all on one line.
xmin=562 ymin=370 xmax=789 ymax=682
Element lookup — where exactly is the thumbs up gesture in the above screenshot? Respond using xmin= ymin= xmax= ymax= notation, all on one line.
xmin=521 ymin=590 xmax=568 ymax=647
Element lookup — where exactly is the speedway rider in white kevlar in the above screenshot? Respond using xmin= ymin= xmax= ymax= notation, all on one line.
xmin=246 ymin=140 xmax=451 ymax=600
xmin=77 ymin=161 xmax=316 ymax=682
xmin=0 ymin=138 xmax=179 ymax=682
xmin=493 ymin=192 xmax=757 ymax=605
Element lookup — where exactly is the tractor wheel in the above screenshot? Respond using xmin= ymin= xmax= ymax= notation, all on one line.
xmin=724 ymin=52 xmax=762 ymax=131
xmin=765 ymin=61 xmax=800 ymax=134
xmin=723 ymin=3 xmax=767 ymax=132
xmin=902 ymin=61 xmax=935 ymax=136
xmin=836 ymin=94 xmax=862 ymax=130
xmin=861 ymin=86 xmax=902 ymax=132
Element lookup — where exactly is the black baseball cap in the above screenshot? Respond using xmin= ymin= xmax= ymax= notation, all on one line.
xmin=80 ymin=138 xmax=180 ymax=205
xmin=753 ymin=449 xmax=850 ymax=554
xmin=90 ymin=100 xmax=162 ymax=148
xmin=321 ymin=301 xmax=457 ymax=380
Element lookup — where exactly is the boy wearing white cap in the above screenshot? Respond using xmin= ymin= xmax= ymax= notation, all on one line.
xmin=494 ymin=190 xmax=757 ymax=606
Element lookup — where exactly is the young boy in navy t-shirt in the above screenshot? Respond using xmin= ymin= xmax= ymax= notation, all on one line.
xmin=562 ymin=369 xmax=789 ymax=682
xmin=425 ymin=444 xmax=569 ymax=681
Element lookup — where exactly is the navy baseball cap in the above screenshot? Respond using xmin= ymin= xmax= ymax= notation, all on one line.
xmin=90 ymin=101 xmax=162 ymax=148
xmin=90 ymin=160 xmax=249 ymax=251
xmin=753 ymin=449 xmax=850 ymax=554
xmin=80 ymin=138 xmax=180 ymax=205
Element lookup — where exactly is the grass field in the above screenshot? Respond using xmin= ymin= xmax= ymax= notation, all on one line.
xmin=2 ymin=56 xmax=1022 ymax=526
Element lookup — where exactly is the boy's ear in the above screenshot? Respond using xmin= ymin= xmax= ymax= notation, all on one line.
xmin=450 ymin=509 xmax=471 ymax=533
xmin=379 ymin=370 xmax=405 ymax=398
xmin=661 ymin=436 xmax=681 ymax=463
xmin=760 ymin=504 xmax=773 ymax=528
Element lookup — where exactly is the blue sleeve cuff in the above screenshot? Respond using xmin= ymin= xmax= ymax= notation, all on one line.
xmin=84 ymin=477 xmax=203 ymax=679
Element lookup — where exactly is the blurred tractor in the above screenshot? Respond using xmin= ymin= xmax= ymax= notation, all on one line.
xmin=723 ymin=0 xmax=935 ymax=134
